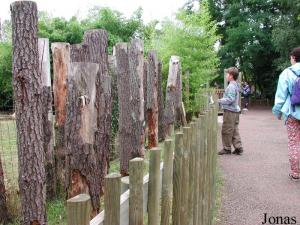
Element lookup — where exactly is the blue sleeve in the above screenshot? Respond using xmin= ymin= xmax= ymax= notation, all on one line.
xmin=272 ymin=73 xmax=289 ymax=116
xmin=218 ymin=85 xmax=236 ymax=105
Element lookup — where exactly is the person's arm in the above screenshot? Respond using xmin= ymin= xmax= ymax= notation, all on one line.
xmin=218 ymin=84 xmax=236 ymax=105
xmin=272 ymin=72 xmax=289 ymax=119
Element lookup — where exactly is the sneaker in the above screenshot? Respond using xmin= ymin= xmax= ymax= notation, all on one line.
xmin=232 ymin=148 xmax=243 ymax=155
xmin=289 ymin=173 xmax=300 ymax=181
xmin=218 ymin=149 xmax=231 ymax=155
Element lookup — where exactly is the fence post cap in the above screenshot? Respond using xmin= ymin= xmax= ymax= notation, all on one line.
xmin=67 ymin=194 xmax=90 ymax=203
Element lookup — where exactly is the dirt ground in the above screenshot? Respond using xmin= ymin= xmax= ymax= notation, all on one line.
xmin=216 ymin=106 xmax=300 ymax=225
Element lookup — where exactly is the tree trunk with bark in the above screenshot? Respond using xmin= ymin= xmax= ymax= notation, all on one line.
xmin=65 ymin=62 xmax=101 ymax=215
xmin=157 ymin=61 xmax=165 ymax=141
xmin=174 ymin=61 xmax=186 ymax=127
xmin=51 ymin=42 xmax=70 ymax=194
xmin=0 ymin=155 xmax=11 ymax=224
xmin=147 ymin=51 xmax=159 ymax=149
xmin=128 ymin=39 xmax=145 ymax=158
xmin=143 ymin=61 xmax=148 ymax=145
xmin=39 ymin=38 xmax=56 ymax=200
xmin=68 ymin=29 xmax=111 ymax=213
xmin=11 ymin=2 xmax=46 ymax=224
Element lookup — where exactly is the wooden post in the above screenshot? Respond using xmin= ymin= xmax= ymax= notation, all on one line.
xmin=39 ymin=38 xmax=56 ymax=199
xmin=172 ymin=132 xmax=183 ymax=225
xmin=203 ymin=110 xmax=210 ymax=225
xmin=180 ymin=127 xmax=191 ymax=225
xmin=147 ymin=51 xmax=159 ymax=148
xmin=104 ymin=173 xmax=121 ymax=225
xmin=188 ymin=122 xmax=196 ymax=225
xmin=67 ymin=194 xmax=91 ymax=225
xmin=148 ymin=147 xmax=161 ymax=225
xmin=65 ymin=62 xmax=102 ymax=214
xmin=161 ymin=139 xmax=174 ymax=225
xmin=198 ymin=114 xmax=205 ymax=225
xmin=51 ymin=42 xmax=70 ymax=192
xmin=158 ymin=61 xmax=165 ymax=141
xmin=164 ymin=56 xmax=180 ymax=137
xmin=193 ymin=119 xmax=200 ymax=225
xmin=128 ymin=39 xmax=145 ymax=158
xmin=129 ymin=158 xmax=144 ymax=225
xmin=11 ymin=2 xmax=46 ymax=223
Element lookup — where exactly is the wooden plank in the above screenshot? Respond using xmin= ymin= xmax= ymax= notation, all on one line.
xmin=188 ymin=122 xmax=196 ymax=225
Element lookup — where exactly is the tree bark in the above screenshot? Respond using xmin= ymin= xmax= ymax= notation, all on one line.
xmin=11 ymin=2 xmax=46 ymax=224
xmin=128 ymin=39 xmax=145 ymax=158
xmin=143 ymin=61 xmax=148 ymax=146
xmin=116 ymin=43 xmax=132 ymax=176
xmin=65 ymin=62 xmax=101 ymax=215
xmin=157 ymin=61 xmax=165 ymax=141
xmin=175 ymin=61 xmax=186 ymax=127
xmin=70 ymin=29 xmax=111 ymax=202
xmin=39 ymin=38 xmax=56 ymax=200
xmin=147 ymin=51 xmax=159 ymax=149
xmin=51 ymin=42 xmax=70 ymax=194
xmin=0 ymin=155 xmax=11 ymax=224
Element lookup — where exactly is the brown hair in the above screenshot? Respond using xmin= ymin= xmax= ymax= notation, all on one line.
xmin=226 ymin=67 xmax=239 ymax=80
xmin=290 ymin=47 xmax=300 ymax=62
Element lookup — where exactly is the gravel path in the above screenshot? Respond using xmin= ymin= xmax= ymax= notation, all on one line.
xmin=216 ymin=106 xmax=300 ymax=225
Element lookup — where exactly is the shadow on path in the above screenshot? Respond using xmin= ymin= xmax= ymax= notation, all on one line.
xmin=216 ymin=106 xmax=300 ymax=225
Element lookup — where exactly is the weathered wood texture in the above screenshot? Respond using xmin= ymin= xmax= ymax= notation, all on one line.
xmin=128 ymin=39 xmax=145 ymax=158
xmin=67 ymin=194 xmax=91 ymax=225
xmin=0 ymin=155 xmax=11 ymax=224
xmin=172 ymin=132 xmax=183 ymax=225
xmin=161 ymin=139 xmax=174 ymax=225
xmin=148 ymin=147 xmax=161 ymax=225
xmin=157 ymin=61 xmax=165 ymax=141
xmin=116 ymin=40 xmax=145 ymax=175
xmin=104 ymin=173 xmax=121 ymax=225
xmin=188 ymin=122 xmax=196 ymax=225
xmin=164 ymin=56 xmax=180 ymax=137
xmin=39 ymin=38 xmax=56 ymax=199
xmin=11 ymin=2 xmax=46 ymax=224
xmin=116 ymin=43 xmax=131 ymax=175
xmin=147 ymin=51 xmax=159 ymax=148
xmin=51 ymin=42 xmax=70 ymax=192
xmin=129 ymin=158 xmax=144 ymax=225
xmin=65 ymin=62 xmax=101 ymax=214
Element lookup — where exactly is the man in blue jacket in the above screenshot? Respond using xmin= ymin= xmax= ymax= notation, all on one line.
xmin=273 ymin=47 xmax=300 ymax=181
xmin=218 ymin=67 xmax=244 ymax=155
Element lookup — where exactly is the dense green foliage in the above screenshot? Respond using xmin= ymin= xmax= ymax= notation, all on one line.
xmin=208 ymin=0 xmax=300 ymax=99
xmin=151 ymin=0 xmax=220 ymax=113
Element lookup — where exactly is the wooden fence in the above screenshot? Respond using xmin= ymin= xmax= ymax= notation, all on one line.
xmin=66 ymin=93 xmax=218 ymax=225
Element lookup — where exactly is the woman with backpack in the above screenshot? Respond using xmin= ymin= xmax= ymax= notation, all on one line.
xmin=272 ymin=47 xmax=300 ymax=181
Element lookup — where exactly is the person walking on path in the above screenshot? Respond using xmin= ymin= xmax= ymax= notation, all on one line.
xmin=218 ymin=67 xmax=244 ymax=155
xmin=242 ymin=81 xmax=251 ymax=110
xmin=272 ymin=47 xmax=300 ymax=181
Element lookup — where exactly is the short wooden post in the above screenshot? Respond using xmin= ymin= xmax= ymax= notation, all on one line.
xmin=67 ymin=194 xmax=91 ymax=225
xmin=180 ymin=127 xmax=191 ymax=225
xmin=104 ymin=173 xmax=121 ymax=225
xmin=129 ymin=158 xmax=144 ymax=225
xmin=188 ymin=122 xmax=196 ymax=225
xmin=161 ymin=139 xmax=174 ymax=225
xmin=172 ymin=132 xmax=183 ymax=225
xmin=202 ymin=112 xmax=209 ymax=225
xmin=193 ymin=119 xmax=200 ymax=225
xmin=148 ymin=147 xmax=162 ymax=225
xmin=198 ymin=114 xmax=205 ymax=225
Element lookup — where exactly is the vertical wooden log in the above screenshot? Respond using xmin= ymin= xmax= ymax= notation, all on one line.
xmin=188 ymin=122 xmax=196 ymax=225
xmin=39 ymin=38 xmax=56 ymax=199
xmin=180 ymin=127 xmax=191 ymax=225
xmin=148 ymin=147 xmax=161 ymax=225
xmin=143 ymin=61 xmax=148 ymax=127
xmin=0 ymin=155 xmax=11 ymax=224
xmin=65 ymin=62 xmax=101 ymax=215
xmin=172 ymin=132 xmax=183 ymax=225
xmin=161 ymin=139 xmax=174 ymax=225
xmin=158 ymin=61 xmax=165 ymax=141
xmin=11 ymin=2 xmax=46 ymax=224
xmin=104 ymin=173 xmax=121 ymax=225
xmin=198 ymin=115 xmax=205 ymax=225
xmin=129 ymin=158 xmax=144 ymax=225
xmin=164 ymin=56 xmax=180 ymax=137
xmin=203 ymin=111 xmax=209 ymax=225
xmin=175 ymin=62 xmax=186 ymax=127
xmin=51 ymin=42 xmax=70 ymax=193
xmin=147 ymin=51 xmax=159 ymax=148
xmin=67 ymin=194 xmax=91 ymax=225
xmin=128 ymin=39 xmax=145 ymax=158
xmin=193 ymin=120 xmax=200 ymax=225
xmin=116 ymin=43 xmax=131 ymax=175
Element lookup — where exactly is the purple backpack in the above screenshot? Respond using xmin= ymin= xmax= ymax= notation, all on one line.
xmin=289 ymin=68 xmax=300 ymax=111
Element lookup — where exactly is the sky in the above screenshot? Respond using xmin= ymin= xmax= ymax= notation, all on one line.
xmin=0 ymin=0 xmax=189 ymax=23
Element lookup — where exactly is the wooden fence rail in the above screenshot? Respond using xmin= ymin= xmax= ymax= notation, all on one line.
xmin=67 ymin=92 xmax=218 ymax=225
